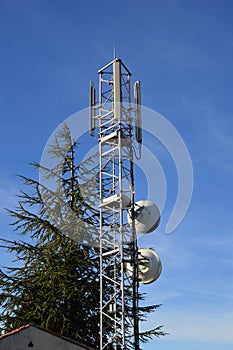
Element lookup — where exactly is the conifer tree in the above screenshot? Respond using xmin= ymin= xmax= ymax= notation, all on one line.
xmin=0 ymin=125 xmax=166 ymax=348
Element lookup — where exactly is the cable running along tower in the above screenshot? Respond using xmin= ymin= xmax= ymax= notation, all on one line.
xmin=90 ymin=58 xmax=161 ymax=350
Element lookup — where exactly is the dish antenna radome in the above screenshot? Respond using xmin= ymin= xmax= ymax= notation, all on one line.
xmin=126 ymin=248 xmax=162 ymax=284
xmin=127 ymin=200 xmax=160 ymax=234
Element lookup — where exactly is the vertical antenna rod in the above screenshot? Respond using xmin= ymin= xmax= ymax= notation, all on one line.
xmin=113 ymin=42 xmax=116 ymax=59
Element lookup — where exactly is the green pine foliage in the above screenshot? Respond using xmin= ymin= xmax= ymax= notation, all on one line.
xmin=0 ymin=125 xmax=166 ymax=348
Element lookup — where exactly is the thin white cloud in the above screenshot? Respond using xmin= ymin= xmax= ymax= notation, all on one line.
xmin=144 ymin=308 xmax=233 ymax=345
xmin=0 ymin=178 xmax=18 ymax=213
xmin=195 ymin=107 xmax=233 ymax=172
xmin=174 ymin=286 xmax=233 ymax=300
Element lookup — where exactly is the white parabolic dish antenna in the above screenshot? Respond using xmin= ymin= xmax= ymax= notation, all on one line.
xmin=126 ymin=248 xmax=162 ymax=284
xmin=127 ymin=200 xmax=160 ymax=234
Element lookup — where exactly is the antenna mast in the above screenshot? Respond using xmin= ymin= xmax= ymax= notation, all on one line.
xmin=89 ymin=57 xmax=161 ymax=350
xmin=92 ymin=58 xmax=140 ymax=349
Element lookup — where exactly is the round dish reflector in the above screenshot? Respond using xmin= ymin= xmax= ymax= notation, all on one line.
xmin=138 ymin=248 xmax=162 ymax=284
xmin=127 ymin=200 xmax=160 ymax=234
xmin=126 ymin=248 xmax=162 ymax=285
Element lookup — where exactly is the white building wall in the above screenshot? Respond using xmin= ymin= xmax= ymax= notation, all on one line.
xmin=0 ymin=326 xmax=89 ymax=350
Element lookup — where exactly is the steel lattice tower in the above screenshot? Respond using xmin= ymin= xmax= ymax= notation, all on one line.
xmin=90 ymin=58 xmax=141 ymax=350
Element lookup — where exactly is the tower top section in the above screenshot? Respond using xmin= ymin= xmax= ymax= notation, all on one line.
xmin=90 ymin=58 xmax=142 ymax=143
xmin=98 ymin=58 xmax=132 ymax=76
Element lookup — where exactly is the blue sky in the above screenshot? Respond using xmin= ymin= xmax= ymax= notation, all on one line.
xmin=0 ymin=0 xmax=233 ymax=349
